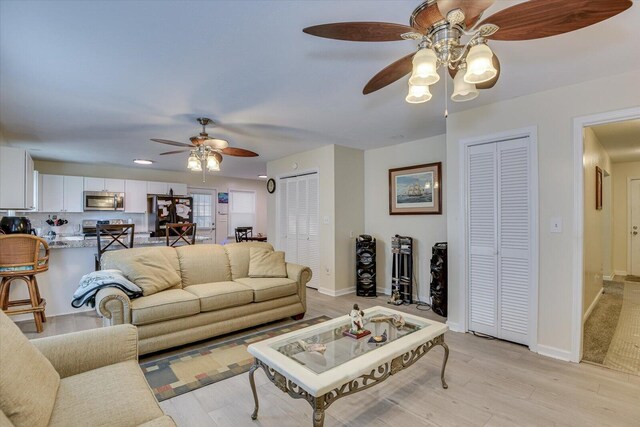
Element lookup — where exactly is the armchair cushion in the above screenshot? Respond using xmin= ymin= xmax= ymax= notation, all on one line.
xmin=248 ymin=248 xmax=287 ymax=278
xmin=32 ymin=324 xmax=138 ymax=379
xmin=47 ymin=360 xmax=164 ymax=427
xmin=102 ymin=247 xmax=181 ymax=296
xmin=0 ymin=311 xmax=59 ymax=427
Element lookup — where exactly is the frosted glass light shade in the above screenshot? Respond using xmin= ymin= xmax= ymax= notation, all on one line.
xmin=405 ymin=83 xmax=432 ymax=104
xmin=206 ymin=155 xmax=220 ymax=172
xmin=408 ymin=48 xmax=440 ymax=86
xmin=187 ymin=153 xmax=201 ymax=171
xmin=451 ymin=70 xmax=479 ymax=102
xmin=464 ymin=44 xmax=497 ymax=84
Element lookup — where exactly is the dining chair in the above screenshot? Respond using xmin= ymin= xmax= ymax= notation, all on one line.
xmin=165 ymin=223 xmax=197 ymax=247
xmin=235 ymin=226 xmax=253 ymax=242
xmin=95 ymin=224 xmax=135 ymax=270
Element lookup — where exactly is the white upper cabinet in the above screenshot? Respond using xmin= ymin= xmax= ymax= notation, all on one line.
xmin=84 ymin=177 xmax=125 ymax=192
xmin=125 ymin=179 xmax=148 ymax=213
xmin=40 ymin=174 xmax=84 ymax=212
xmin=0 ymin=146 xmax=35 ymax=210
xmin=147 ymin=181 xmax=167 ymax=195
xmin=167 ymin=182 xmax=188 ymax=196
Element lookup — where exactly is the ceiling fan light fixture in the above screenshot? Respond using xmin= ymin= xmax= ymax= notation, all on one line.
xmin=405 ymin=82 xmax=432 ymax=104
xmin=464 ymin=43 xmax=497 ymax=84
xmin=451 ymin=67 xmax=479 ymax=102
xmin=408 ymin=47 xmax=440 ymax=86
xmin=187 ymin=152 xmax=201 ymax=171
xmin=206 ymin=155 xmax=220 ymax=172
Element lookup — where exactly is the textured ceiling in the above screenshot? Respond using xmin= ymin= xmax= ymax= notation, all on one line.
xmin=1 ymin=1 xmax=639 ymax=178
xmin=592 ymin=119 xmax=640 ymax=163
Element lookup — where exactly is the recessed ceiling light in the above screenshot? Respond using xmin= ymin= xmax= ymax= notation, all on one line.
xmin=258 ymin=175 xmax=268 ymax=179
xmin=134 ymin=159 xmax=154 ymax=165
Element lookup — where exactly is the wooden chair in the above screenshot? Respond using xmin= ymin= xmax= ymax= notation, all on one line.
xmin=95 ymin=224 xmax=135 ymax=270
xmin=0 ymin=234 xmax=50 ymax=333
xmin=165 ymin=223 xmax=197 ymax=247
xmin=235 ymin=226 xmax=253 ymax=242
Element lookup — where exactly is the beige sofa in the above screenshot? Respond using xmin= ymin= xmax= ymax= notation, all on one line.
xmin=0 ymin=310 xmax=175 ymax=427
xmin=95 ymin=242 xmax=311 ymax=355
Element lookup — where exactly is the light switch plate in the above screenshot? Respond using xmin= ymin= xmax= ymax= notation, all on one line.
xmin=550 ymin=217 xmax=562 ymax=233
xmin=323 ymin=216 xmax=330 ymax=225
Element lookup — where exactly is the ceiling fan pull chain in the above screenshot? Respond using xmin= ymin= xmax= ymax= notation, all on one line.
xmin=444 ymin=69 xmax=449 ymax=118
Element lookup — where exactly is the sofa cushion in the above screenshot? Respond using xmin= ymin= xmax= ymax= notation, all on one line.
xmin=101 ymin=247 xmax=182 ymax=296
xmin=234 ymin=277 xmax=297 ymax=302
xmin=224 ymin=242 xmax=274 ymax=279
xmin=48 ymin=360 xmax=165 ymax=427
xmin=0 ymin=311 xmax=60 ymax=427
xmin=175 ymin=244 xmax=231 ymax=286
xmin=183 ymin=281 xmax=254 ymax=312
xmin=248 ymin=248 xmax=287 ymax=278
xmin=131 ymin=289 xmax=200 ymax=325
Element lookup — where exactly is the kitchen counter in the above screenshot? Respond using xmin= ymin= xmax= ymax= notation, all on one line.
xmin=46 ymin=235 xmax=212 ymax=249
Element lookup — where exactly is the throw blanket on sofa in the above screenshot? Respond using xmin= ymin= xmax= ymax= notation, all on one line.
xmin=72 ymin=269 xmax=143 ymax=308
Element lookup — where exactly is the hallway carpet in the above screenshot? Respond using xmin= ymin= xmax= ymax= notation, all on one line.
xmin=583 ymin=281 xmax=623 ymax=364
xmin=604 ymin=281 xmax=640 ymax=374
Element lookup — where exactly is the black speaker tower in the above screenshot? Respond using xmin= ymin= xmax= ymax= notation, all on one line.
xmin=430 ymin=242 xmax=448 ymax=317
xmin=356 ymin=235 xmax=376 ymax=297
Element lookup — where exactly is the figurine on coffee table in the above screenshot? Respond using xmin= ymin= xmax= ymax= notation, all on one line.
xmin=343 ymin=304 xmax=371 ymax=339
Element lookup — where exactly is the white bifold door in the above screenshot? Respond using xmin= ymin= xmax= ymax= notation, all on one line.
xmin=467 ymin=137 xmax=533 ymax=346
xmin=278 ymin=173 xmax=320 ymax=288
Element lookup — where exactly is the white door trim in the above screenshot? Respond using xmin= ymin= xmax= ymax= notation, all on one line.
xmin=458 ymin=126 xmax=539 ymax=352
xmin=629 ymin=177 xmax=640 ymax=276
xmin=571 ymin=106 xmax=640 ymax=363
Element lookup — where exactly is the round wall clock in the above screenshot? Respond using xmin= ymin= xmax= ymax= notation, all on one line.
xmin=267 ymin=178 xmax=276 ymax=194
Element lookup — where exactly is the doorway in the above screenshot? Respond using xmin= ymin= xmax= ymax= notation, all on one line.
xmin=579 ymin=117 xmax=640 ymax=375
xmin=188 ymin=187 xmax=217 ymax=243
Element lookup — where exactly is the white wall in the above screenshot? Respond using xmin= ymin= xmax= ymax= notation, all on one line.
xmin=364 ymin=135 xmax=447 ymax=303
xmin=582 ymin=127 xmax=611 ymax=316
xmin=612 ymin=161 xmax=640 ymax=274
xmin=33 ymin=160 xmax=268 ymax=236
xmin=445 ymin=70 xmax=640 ymax=357
xmin=267 ymin=145 xmax=336 ymax=293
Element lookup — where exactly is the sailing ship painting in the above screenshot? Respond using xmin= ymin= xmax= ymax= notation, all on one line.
xmin=395 ymin=172 xmax=434 ymax=208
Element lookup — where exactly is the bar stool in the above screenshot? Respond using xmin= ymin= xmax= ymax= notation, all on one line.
xmin=0 ymin=234 xmax=50 ymax=333
xmin=166 ymin=223 xmax=197 ymax=247
xmin=235 ymin=226 xmax=253 ymax=242
xmin=95 ymin=223 xmax=135 ymax=270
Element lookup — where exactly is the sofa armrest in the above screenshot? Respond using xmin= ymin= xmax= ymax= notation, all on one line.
xmin=32 ymin=324 xmax=138 ymax=378
xmin=96 ymin=287 xmax=132 ymax=326
xmin=138 ymin=416 xmax=178 ymax=427
xmin=286 ymin=263 xmax=312 ymax=312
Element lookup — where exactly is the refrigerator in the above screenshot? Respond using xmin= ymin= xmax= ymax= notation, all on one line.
xmin=147 ymin=195 xmax=193 ymax=237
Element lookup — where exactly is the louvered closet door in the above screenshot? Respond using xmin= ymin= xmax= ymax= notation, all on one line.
xmin=285 ymin=180 xmax=298 ymax=263
xmin=497 ymin=138 xmax=530 ymax=345
xmin=467 ymin=143 xmax=499 ymax=337
xmin=305 ymin=174 xmax=320 ymax=288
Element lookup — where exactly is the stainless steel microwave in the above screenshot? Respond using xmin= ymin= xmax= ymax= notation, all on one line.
xmin=83 ymin=191 xmax=125 ymax=211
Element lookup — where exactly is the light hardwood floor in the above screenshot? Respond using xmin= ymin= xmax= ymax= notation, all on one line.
xmin=18 ymin=290 xmax=640 ymax=426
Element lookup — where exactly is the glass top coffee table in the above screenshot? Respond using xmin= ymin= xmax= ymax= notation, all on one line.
xmin=247 ymin=306 xmax=449 ymax=426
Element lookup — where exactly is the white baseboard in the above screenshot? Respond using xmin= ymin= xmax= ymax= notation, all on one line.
xmin=614 ymin=270 xmax=627 ymax=277
xmin=603 ymin=274 xmax=615 ymax=281
xmin=583 ymin=288 xmax=604 ymax=323
xmin=377 ymin=287 xmax=390 ymax=296
xmin=536 ymin=344 xmax=572 ymax=362
xmin=317 ymin=287 xmax=356 ymax=297
xmin=446 ymin=320 xmax=465 ymax=333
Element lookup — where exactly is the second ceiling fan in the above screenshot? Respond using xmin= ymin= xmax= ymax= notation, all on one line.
xmin=303 ymin=0 xmax=632 ymax=104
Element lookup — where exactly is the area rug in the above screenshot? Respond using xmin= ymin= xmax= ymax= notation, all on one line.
xmin=140 ymin=316 xmax=331 ymax=401
xmin=583 ymin=281 xmax=624 ymax=364
xmin=603 ymin=282 xmax=640 ymax=375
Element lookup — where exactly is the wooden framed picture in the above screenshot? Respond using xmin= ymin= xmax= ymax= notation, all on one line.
xmin=389 ymin=162 xmax=442 ymax=215
xmin=595 ymin=166 xmax=603 ymax=210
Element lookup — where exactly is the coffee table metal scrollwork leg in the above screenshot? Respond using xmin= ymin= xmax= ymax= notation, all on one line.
xmin=439 ymin=341 xmax=449 ymax=389
xmin=312 ymin=396 xmax=326 ymax=427
xmin=249 ymin=362 xmax=259 ymax=420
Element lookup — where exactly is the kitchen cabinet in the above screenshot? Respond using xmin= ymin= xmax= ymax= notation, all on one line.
xmin=147 ymin=181 xmax=167 ymax=195
xmin=167 ymin=183 xmax=188 ymax=196
xmin=84 ymin=177 xmax=125 ymax=192
xmin=40 ymin=174 xmax=84 ymax=212
xmin=125 ymin=179 xmax=147 ymax=213
xmin=0 ymin=146 xmax=35 ymax=210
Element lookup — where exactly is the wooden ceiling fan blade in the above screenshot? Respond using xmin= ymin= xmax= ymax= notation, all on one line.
xmin=363 ymin=52 xmax=415 ymax=94
xmin=302 ymin=22 xmax=417 ymax=42
xmin=410 ymin=1 xmax=446 ymax=33
xmin=437 ymin=0 xmax=495 ymax=28
xmin=150 ymin=138 xmax=194 ymax=147
xmin=159 ymin=150 xmax=190 ymax=155
xmin=221 ymin=147 xmax=259 ymax=157
xmin=478 ymin=0 xmax=632 ymax=41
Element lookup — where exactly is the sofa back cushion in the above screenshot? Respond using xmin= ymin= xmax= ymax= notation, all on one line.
xmin=175 ymin=244 xmax=231 ymax=287
xmin=224 ymin=242 xmax=274 ymax=280
xmin=248 ymin=248 xmax=287 ymax=278
xmin=0 ymin=311 xmax=60 ymax=427
xmin=101 ymin=247 xmax=182 ymax=296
